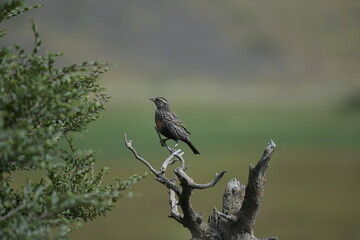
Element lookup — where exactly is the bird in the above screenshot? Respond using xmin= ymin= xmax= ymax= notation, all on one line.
xmin=149 ymin=97 xmax=200 ymax=155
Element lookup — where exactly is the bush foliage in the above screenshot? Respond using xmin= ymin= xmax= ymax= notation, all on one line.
xmin=0 ymin=1 xmax=144 ymax=239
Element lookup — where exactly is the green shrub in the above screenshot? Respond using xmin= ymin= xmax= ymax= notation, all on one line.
xmin=0 ymin=1 xmax=144 ymax=239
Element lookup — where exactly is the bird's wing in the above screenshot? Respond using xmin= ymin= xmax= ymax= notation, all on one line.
xmin=171 ymin=112 xmax=191 ymax=134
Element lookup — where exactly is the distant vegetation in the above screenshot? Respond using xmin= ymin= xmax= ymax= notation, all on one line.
xmin=3 ymin=0 xmax=359 ymax=85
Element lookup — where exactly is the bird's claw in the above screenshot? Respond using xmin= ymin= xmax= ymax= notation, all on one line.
xmin=160 ymin=139 xmax=166 ymax=146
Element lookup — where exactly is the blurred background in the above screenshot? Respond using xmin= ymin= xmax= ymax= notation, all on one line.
xmin=2 ymin=0 xmax=360 ymax=239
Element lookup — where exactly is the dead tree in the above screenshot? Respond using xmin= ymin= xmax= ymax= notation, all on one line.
xmin=124 ymin=127 xmax=277 ymax=240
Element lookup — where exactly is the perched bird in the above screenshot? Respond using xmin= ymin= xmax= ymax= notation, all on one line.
xmin=149 ymin=97 xmax=200 ymax=155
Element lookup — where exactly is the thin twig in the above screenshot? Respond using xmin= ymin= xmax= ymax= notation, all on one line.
xmin=161 ymin=149 xmax=182 ymax=174
xmin=124 ymin=133 xmax=159 ymax=175
xmin=124 ymin=133 xmax=181 ymax=195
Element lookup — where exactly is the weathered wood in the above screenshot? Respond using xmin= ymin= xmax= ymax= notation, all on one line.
xmin=125 ymin=131 xmax=277 ymax=240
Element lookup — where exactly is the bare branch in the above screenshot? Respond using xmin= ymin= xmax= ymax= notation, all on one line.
xmin=174 ymin=167 xmax=227 ymax=189
xmin=235 ymin=139 xmax=276 ymax=234
xmin=173 ymin=151 xmax=186 ymax=170
xmin=124 ymin=133 xmax=181 ymax=194
xmin=253 ymin=139 xmax=276 ymax=176
xmin=124 ymin=133 xmax=159 ymax=176
xmin=161 ymin=149 xmax=182 ymax=174
xmin=168 ymin=188 xmax=183 ymax=224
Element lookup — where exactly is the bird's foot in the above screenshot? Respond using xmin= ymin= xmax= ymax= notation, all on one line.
xmin=160 ymin=139 xmax=166 ymax=146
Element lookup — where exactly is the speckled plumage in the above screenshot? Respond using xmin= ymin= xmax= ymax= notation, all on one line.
xmin=150 ymin=97 xmax=200 ymax=155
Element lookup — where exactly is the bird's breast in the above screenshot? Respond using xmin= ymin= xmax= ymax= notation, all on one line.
xmin=156 ymin=120 xmax=163 ymax=129
xmin=155 ymin=111 xmax=164 ymax=130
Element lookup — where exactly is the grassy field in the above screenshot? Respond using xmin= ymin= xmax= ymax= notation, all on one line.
xmin=66 ymin=102 xmax=360 ymax=240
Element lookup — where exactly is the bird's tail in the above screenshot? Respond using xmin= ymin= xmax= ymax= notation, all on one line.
xmin=184 ymin=139 xmax=200 ymax=155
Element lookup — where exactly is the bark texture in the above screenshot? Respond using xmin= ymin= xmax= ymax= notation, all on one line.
xmin=125 ymin=127 xmax=277 ymax=240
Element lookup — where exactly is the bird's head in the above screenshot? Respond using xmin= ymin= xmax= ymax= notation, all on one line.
xmin=149 ymin=97 xmax=170 ymax=110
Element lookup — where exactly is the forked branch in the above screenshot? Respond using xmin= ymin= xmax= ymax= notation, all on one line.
xmin=216 ymin=140 xmax=277 ymax=240
xmin=124 ymin=133 xmax=180 ymax=194
xmin=125 ymin=132 xmax=227 ymax=238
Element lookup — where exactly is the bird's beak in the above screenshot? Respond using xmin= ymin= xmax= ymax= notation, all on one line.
xmin=149 ymin=98 xmax=155 ymax=102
